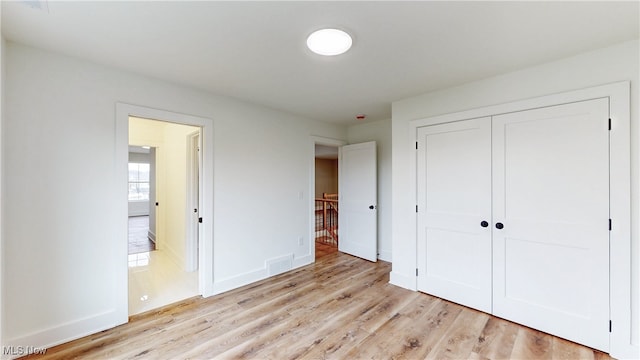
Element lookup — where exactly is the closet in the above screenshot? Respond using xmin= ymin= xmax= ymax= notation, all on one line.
xmin=416 ymin=98 xmax=610 ymax=351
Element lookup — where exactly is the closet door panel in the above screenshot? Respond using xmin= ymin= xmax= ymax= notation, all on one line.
xmin=492 ymin=98 xmax=610 ymax=352
xmin=417 ymin=117 xmax=492 ymax=313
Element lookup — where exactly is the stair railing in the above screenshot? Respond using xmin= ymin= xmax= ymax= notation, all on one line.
xmin=315 ymin=193 xmax=339 ymax=245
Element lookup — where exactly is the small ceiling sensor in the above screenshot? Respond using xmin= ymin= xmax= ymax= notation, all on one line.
xmin=307 ymin=28 xmax=353 ymax=56
xmin=356 ymin=114 xmax=366 ymax=120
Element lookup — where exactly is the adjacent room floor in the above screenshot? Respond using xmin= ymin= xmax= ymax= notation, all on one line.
xmin=128 ymin=216 xmax=198 ymax=316
xmin=128 ymin=216 xmax=155 ymax=254
xmin=128 ymin=250 xmax=198 ymax=315
xmin=315 ymin=238 xmax=338 ymax=259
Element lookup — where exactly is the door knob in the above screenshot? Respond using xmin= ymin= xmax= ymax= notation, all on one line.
xmin=369 ymin=205 xmax=375 ymax=210
xmin=495 ymin=222 xmax=504 ymax=230
xmin=480 ymin=221 xmax=489 ymax=228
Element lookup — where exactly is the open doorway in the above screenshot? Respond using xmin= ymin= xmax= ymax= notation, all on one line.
xmin=127 ymin=116 xmax=201 ymax=315
xmin=314 ymin=144 xmax=339 ymax=260
xmin=128 ymin=146 xmax=156 ymax=255
xmin=310 ymin=139 xmax=378 ymax=263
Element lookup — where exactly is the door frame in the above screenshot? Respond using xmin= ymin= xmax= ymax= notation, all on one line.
xmin=115 ymin=103 xmax=214 ymax=324
xmin=309 ymin=136 xmax=346 ymax=261
xmin=408 ymin=81 xmax=631 ymax=358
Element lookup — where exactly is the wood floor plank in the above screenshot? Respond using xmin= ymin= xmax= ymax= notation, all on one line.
xmin=22 ymin=252 xmax=614 ymax=360
xmin=471 ymin=316 xmax=519 ymax=359
xmin=296 ymin=283 xmax=421 ymax=359
xmin=510 ymin=326 xmax=553 ymax=360
xmin=552 ymin=336 xmax=597 ymax=360
xmin=394 ymin=300 xmax=466 ymax=359
xmin=340 ymin=295 xmax=443 ymax=359
xmin=424 ymin=306 xmax=491 ymax=360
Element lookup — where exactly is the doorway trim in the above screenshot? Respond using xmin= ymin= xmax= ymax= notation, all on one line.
xmin=309 ymin=136 xmax=346 ymax=261
xmin=115 ymin=103 xmax=214 ymax=324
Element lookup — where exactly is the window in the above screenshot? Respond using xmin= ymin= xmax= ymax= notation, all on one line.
xmin=128 ymin=163 xmax=150 ymax=201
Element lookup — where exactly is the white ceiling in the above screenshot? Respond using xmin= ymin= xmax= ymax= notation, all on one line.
xmin=2 ymin=1 xmax=638 ymax=125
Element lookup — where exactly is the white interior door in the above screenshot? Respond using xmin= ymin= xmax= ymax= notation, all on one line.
xmin=338 ymin=141 xmax=377 ymax=262
xmin=492 ymin=98 xmax=610 ymax=352
xmin=416 ymin=118 xmax=492 ymax=313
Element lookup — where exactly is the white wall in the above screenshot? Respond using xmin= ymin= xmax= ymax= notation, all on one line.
xmin=128 ymin=151 xmax=150 ymax=163
xmin=1 ymin=42 xmax=346 ymax=350
xmin=347 ymin=118 xmax=392 ymax=262
xmin=128 ymin=201 xmax=148 ymax=217
xmin=314 ymin=158 xmax=338 ymax=198
xmin=162 ymin=122 xmax=199 ymax=266
xmin=391 ymin=39 xmax=639 ymax=357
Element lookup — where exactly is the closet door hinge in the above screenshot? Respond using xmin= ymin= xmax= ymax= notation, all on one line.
xmin=608 ymin=118 xmax=612 ymax=131
xmin=416 ymin=141 xmax=418 ymax=150
xmin=609 ymin=320 xmax=612 ymax=332
xmin=416 ymin=268 xmax=419 ymax=276
xmin=416 ymin=205 xmax=418 ymax=213
xmin=609 ymin=219 xmax=612 ymax=231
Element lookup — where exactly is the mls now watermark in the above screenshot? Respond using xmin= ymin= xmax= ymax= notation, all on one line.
xmin=2 ymin=345 xmax=47 ymax=356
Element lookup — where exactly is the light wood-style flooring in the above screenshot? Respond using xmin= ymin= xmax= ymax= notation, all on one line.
xmin=24 ymin=252 xmax=611 ymax=360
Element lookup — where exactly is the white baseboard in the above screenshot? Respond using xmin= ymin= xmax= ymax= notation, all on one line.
xmin=147 ymin=230 xmax=156 ymax=243
xmin=3 ymin=310 xmax=122 ymax=359
xmin=212 ymin=267 xmax=269 ymax=295
xmin=389 ymin=271 xmax=416 ymax=291
xmin=377 ymin=250 xmax=392 ymax=262
xmin=611 ymin=342 xmax=639 ymax=360
xmin=292 ymin=254 xmax=313 ymax=269
xmin=211 ymin=253 xmax=314 ymax=296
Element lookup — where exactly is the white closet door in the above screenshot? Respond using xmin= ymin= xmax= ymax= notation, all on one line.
xmin=492 ymin=98 xmax=610 ymax=352
xmin=417 ymin=117 xmax=492 ymax=313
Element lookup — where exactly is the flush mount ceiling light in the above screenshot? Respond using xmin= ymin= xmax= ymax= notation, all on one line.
xmin=307 ymin=28 xmax=353 ymax=56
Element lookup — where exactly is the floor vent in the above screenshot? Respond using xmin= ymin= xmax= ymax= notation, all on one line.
xmin=266 ymin=254 xmax=293 ymax=276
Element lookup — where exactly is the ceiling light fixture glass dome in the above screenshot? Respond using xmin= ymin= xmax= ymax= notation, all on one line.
xmin=307 ymin=28 xmax=353 ymax=56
